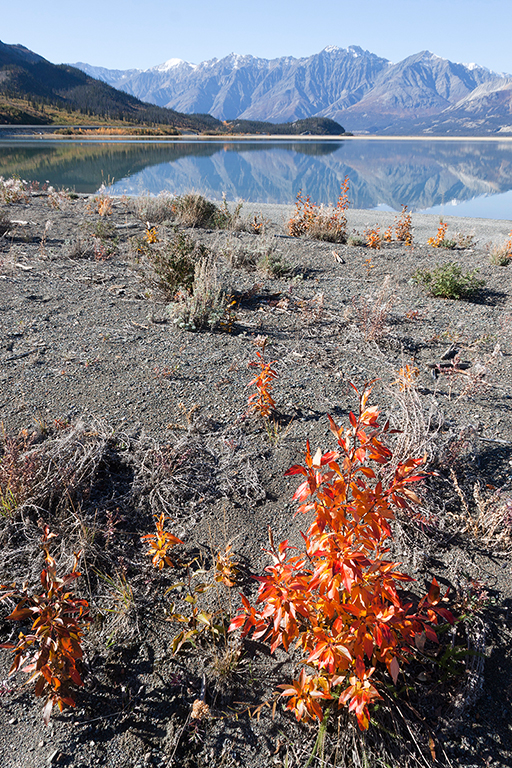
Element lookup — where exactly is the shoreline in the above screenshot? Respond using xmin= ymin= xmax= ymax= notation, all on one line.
xmin=1 ymin=126 xmax=512 ymax=142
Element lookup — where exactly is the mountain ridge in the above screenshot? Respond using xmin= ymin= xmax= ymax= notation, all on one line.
xmin=0 ymin=40 xmax=344 ymax=135
xmin=74 ymin=46 xmax=512 ymax=134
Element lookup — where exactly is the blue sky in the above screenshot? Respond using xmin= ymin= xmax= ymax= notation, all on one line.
xmin=3 ymin=0 xmax=511 ymax=73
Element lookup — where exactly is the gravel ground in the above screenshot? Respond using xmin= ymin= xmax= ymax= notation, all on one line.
xmin=0 ymin=191 xmax=512 ymax=768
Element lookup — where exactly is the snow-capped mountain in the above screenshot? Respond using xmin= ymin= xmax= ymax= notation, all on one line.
xmin=74 ymin=47 xmax=511 ymax=133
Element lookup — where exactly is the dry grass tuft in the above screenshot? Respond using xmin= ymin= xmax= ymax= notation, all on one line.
xmin=172 ymin=193 xmax=219 ymax=228
xmin=386 ymin=373 xmax=439 ymax=471
xmin=351 ymin=275 xmax=395 ymax=341
xmin=134 ymin=193 xmax=176 ymax=224
xmin=0 ymin=418 xmax=257 ymax=587
xmin=451 ymin=471 xmax=512 ymax=553
xmin=219 ymin=237 xmax=259 ymax=270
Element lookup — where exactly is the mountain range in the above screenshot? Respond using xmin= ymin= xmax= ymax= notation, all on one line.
xmin=74 ymin=46 xmax=512 ymax=134
xmin=0 ymin=40 xmax=345 ymax=135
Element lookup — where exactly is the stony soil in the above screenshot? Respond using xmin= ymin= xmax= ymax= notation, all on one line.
xmin=0 ymin=192 xmax=512 ymax=768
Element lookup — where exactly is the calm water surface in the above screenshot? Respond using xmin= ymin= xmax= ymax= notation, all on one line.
xmin=1 ymin=137 xmax=512 ymax=219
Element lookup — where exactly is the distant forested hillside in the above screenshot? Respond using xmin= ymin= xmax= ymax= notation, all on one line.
xmin=0 ymin=40 xmax=221 ymax=130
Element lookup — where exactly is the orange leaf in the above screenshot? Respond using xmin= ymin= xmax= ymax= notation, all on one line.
xmin=390 ymin=656 xmax=400 ymax=685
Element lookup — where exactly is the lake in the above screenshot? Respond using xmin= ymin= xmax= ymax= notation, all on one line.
xmin=1 ymin=137 xmax=512 ymax=220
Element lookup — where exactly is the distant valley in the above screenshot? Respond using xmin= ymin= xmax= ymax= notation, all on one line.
xmin=74 ymin=46 xmax=512 ymax=135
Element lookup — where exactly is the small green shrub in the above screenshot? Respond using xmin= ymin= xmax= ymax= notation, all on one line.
xmin=220 ymin=239 xmax=258 ymax=270
xmin=222 ymin=232 xmax=287 ymax=272
xmin=172 ymin=193 xmax=244 ymax=231
xmin=348 ymin=232 xmax=365 ymax=247
xmin=170 ymin=258 xmax=235 ymax=331
xmin=213 ymin=196 xmax=244 ymax=230
xmin=412 ymin=262 xmax=484 ymax=300
xmin=256 ymin=238 xmax=291 ymax=278
xmin=437 ymin=239 xmax=457 ymax=250
xmin=258 ymin=251 xmax=292 ymax=278
xmin=90 ymin=219 xmax=118 ymax=241
xmin=143 ymin=232 xmax=210 ymax=298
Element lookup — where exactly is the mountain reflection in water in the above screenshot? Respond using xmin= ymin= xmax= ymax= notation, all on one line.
xmin=1 ymin=138 xmax=511 ymax=218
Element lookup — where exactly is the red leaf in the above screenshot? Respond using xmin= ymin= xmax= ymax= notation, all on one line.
xmin=58 ymin=695 xmax=76 ymax=708
xmin=284 ymin=464 xmax=307 ymax=477
xmin=68 ymin=666 xmax=83 ymax=686
xmin=363 ymin=633 xmax=374 ymax=660
xmin=427 ymin=577 xmax=441 ymax=605
xmin=228 ymin=615 xmax=246 ymax=632
xmin=435 ymin=607 xmax=455 ymax=624
xmin=320 ymin=451 xmax=340 ymax=465
xmin=6 ymin=606 xmax=33 ymax=621
xmin=390 ymin=656 xmax=400 ymax=685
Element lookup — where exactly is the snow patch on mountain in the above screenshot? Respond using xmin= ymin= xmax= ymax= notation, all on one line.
xmin=150 ymin=58 xmax=194 ymax=72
